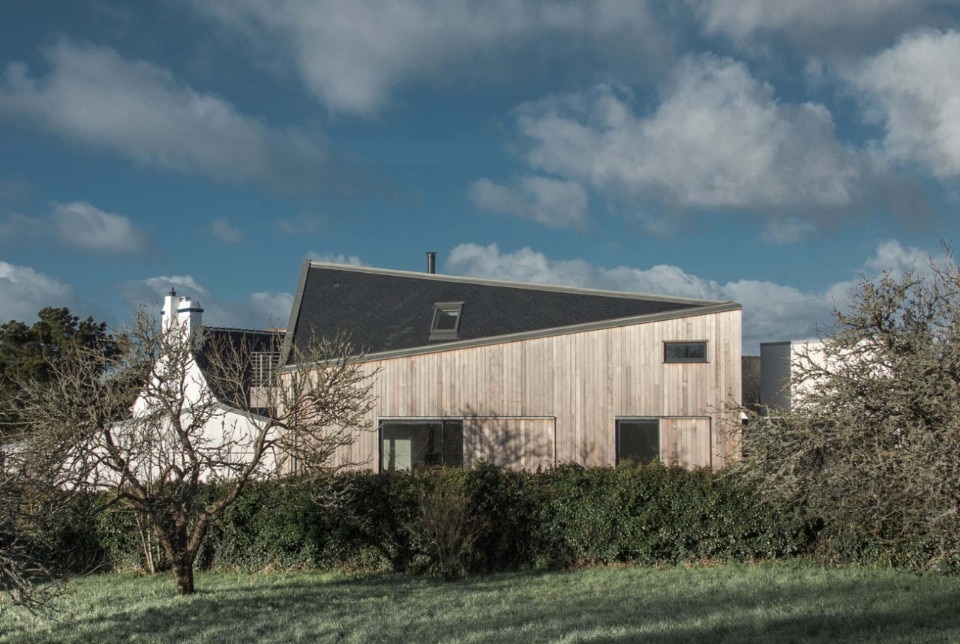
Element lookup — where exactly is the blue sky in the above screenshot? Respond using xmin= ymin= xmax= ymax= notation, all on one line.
xmin=1 ymin=1 xmax=959 ymax=352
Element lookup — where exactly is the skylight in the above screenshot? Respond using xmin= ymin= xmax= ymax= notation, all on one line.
xmin=429 ymin=302 xmax=463 ymax=341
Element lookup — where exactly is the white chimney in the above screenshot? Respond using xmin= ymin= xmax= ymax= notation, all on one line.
xmin=162 ymin=289 xmax=179 ymax=332
xmin=161 ymin=288 xmax=203 ymax=338
xmin=177 ymin=296 xmax=203 ymax=337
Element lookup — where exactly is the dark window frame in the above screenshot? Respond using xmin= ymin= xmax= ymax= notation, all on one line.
xmin=663 ymin=341 xmax=708 ymax=363
xmin=429 ymin=302 xmax=464 ymax=341
xmin=616 ymin=418 xmax=661 ymax=465
xmin=379 ymin=418 xmax=464 ymax=472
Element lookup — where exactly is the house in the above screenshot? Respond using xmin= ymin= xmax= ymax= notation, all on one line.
xmin=279 ymin=260 xmax=743 ymax=472
xmin=126 ymin=290 xmax=285 ymax=479
xmin=758 ymin=340 xmax=824 ymax=413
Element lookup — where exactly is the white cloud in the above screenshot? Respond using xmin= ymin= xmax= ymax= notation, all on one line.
xmin=468 ymin=176 xmax=588 ymax=228
xmin=52 ymin=201 xmax=148 ymax=253
xmin=0 ymin=201 xmax=149 ymax=254
xmin=447 ymin=241 xmax=930 ymax=352
xmin=305 ymin=252 xmax=365 ymax=266
xmin=864 ymin=239 xmax=934 ymax=274
xmin=247 ymin=292 xmax=294 ymax=328
xmin=128 ymin=274 xmax=292 ymax=329
xmin=842 ymin=29 xmax=960 ymax=178
xmin=191 ymin=0 xmax=667 ymax=115
xmin=0 ymin=39 xmax=331 ymax=193
xmin=138 ymin=275 xmax=209 ymax=299
xmin=506 ymin=56 xmax=887 ymax=237
xmin=690 ymin=0 xmax=956 ymax=55
xmin=0 ymin=262 xmax=74 ymax=323
xmin=206 ymin=217 xmax=245 ymax=245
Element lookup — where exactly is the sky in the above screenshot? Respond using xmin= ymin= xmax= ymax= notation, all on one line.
xmin=1 ymin=1 xmax=960 ymax=353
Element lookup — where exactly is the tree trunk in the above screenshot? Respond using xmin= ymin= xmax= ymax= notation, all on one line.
xmin=173 ymin=556 xmax=195 ymax=595
xmin=158 ymin=518 xmax=197 ymax=596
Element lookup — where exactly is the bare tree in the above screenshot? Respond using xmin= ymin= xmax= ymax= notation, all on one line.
xmin=734 ymin=252 xmax=960 ymax=569
xmin=0 ymin=447 xmax=66 ymax=613
xmin=11 ymin=309 xmax=376 ymax=595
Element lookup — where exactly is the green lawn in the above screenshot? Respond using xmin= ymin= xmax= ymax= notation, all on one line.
xmin=3 ymin=563 xmax=959 ymax=643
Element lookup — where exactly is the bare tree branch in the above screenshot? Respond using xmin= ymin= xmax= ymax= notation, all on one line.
xmin=8 ymin=309 xmax=377 ymax=595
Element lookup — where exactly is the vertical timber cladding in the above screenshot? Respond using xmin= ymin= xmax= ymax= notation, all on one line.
xmin=659 ymin=417 xmax=712 ymax=469
xmin=345 ymin=308 xmax=740 ymax=471
xmin=462 ymin=417 xmax=556 ymax=469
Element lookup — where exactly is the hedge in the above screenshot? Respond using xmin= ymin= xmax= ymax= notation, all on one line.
xmin=47 ymin=462 xmax=812 ymax=577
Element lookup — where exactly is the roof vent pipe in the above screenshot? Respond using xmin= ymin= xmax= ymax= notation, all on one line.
xmin=426 ymin=251 xmax=436 ymax=274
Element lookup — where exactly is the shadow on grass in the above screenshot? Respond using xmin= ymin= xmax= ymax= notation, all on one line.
xmin=10 ymin=566 xmax=960 ymax=643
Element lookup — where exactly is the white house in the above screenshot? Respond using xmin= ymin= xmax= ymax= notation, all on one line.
xmin=759 ymin=340 xmax=826 ymax=413
xmin=122 ymin=290 xmax=284 ymax=482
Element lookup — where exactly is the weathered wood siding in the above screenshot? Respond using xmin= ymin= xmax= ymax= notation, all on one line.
xmin=325 ymin=308 xmax=741 ymax=471
xmin=658 ymin=417 xmax=712 ymax=469
xmin=461 ymin=416 xmax=556 ymax=469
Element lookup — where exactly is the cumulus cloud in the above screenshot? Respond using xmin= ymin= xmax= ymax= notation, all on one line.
xmin=0 ymin=200 xmax=149 ymax=254
xmin=52 ymin=201 xmax=149 ymax=253
xmin=305 ymin=252 xmax=365 ymax=266
xmin=191 ymin=0 xmax=667 ymax=115
xmin=138 ymin=274 xmax=209 ymax=298
xmin=690 ymin=0 xmax=957 ymax=55
xmin=0 ymin=262 xmax=74 ymax=323
xmin=468 ymin=176 xmax=588 ymax=228
xmin=206 ymin=217 xmax=245 ymax=245
xmin=247 ymin=291 xmax=295 ymax=328
xmin=841 ymin=29 xmax=960 ymax=179
xmin=0 ymin=39 xmax=331 ymax=193
xmin=446 ymin=241 xmax=930 ymax=352
xmin=501 ymin=55 xmax=919 ymax=237
xmin=128 ymin=274 xmax=293 ymax=329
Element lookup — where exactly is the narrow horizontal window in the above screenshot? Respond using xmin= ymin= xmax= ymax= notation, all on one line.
xmin=664 ymin=341 xmax=707 ymax=363
xmin=617 ymin=419 xmax=660 ymax=465
xmin=429 ymin=302 xmax=463 ymax=341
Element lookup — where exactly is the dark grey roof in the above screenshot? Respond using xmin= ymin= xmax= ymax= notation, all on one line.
xmin=282 ymin=262 xmax=739 ymax=363
xmin=197 ymin=327 xmax=284 ymax=408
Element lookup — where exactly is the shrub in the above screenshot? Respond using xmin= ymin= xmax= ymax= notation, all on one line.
xmin=54 ymin=462 xmax=814 ymax=577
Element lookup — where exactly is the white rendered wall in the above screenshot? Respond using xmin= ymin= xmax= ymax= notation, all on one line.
xmin=125 ymin=296 xmax=278 ymax=482
xmin=759 ymin=340 xmax=824 ymax=413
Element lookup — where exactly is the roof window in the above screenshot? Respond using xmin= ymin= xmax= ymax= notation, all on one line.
xmin=429 ymin=302 xmax=463 ymax=341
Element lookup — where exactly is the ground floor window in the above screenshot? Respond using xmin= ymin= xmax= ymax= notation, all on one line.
xmin=380 ymin=419 xmax=464 ymax=471
xmin=616 ymin=418 xmax=660 ymax=465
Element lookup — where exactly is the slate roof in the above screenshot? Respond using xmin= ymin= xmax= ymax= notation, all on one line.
xmin=197 ymin=327 xmax=284 ymax=408
xmin=282 ymin=261 xmax=739 ymax=363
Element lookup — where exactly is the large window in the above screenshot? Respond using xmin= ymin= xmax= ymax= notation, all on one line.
xmin=616 ymin=419 xmax=660 ymax=465
xmin=664 ymin=341 xmax=707 ymax=363
xmin=380 ymin=419 xmax=464 ymax=471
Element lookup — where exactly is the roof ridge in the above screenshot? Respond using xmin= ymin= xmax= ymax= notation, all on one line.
xmin=203 ymin=325 xmax=285 ymax=335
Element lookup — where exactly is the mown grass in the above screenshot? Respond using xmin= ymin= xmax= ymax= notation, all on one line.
xmin=3 ymin=562 xmax=960 ymax=643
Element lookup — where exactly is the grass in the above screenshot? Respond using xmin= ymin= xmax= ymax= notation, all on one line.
xmin=2 ymin=562 xmax=960 ymax=643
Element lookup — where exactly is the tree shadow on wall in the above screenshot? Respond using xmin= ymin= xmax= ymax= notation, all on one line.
xmin=458 ymin=405 xmax=556 ymax=471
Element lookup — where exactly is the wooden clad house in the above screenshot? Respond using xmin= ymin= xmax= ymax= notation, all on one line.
xmin=280 ymin=261 xmax=743 ymax=472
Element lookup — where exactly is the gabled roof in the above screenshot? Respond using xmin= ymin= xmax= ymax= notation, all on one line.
xmin=282 ymin=261 xmax=739 ymax=363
